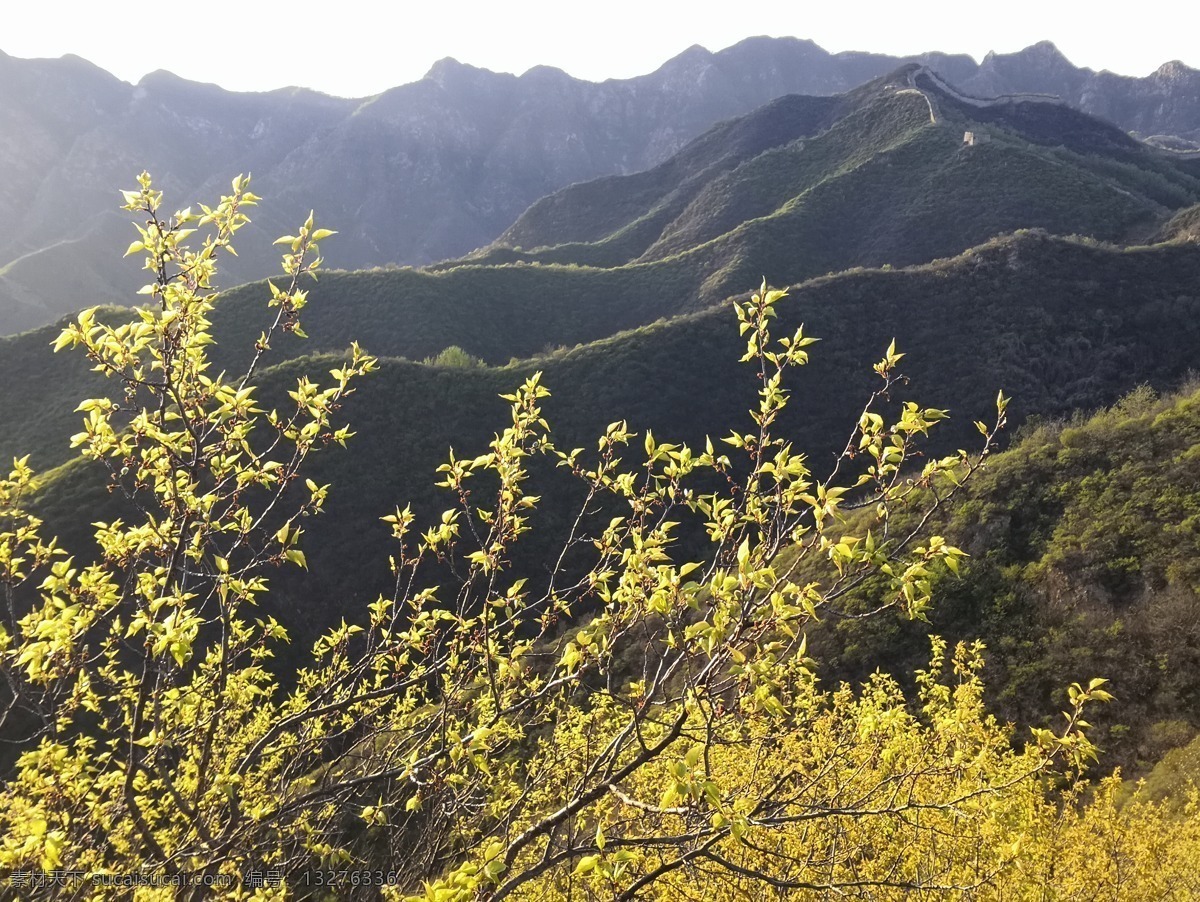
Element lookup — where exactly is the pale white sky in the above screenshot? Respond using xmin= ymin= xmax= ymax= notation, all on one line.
xmin=5 ymin=0 xmax=1198 ymax=97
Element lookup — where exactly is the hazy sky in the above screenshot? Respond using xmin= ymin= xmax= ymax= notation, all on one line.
xmin=5 ymin=0 xmax=1198 ymax=97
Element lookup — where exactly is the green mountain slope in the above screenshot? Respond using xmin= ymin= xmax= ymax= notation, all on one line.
xmin=18 ymin=233 xmax=1200 ymax=662
xmin=484 ymin=91 xmax=845 ymax=255
xmin=812 ymin=378 xmax=1200 ymax=774
xmin=481 ymin=67 xmax=1200 ymax=272
xmin=7 ymin=70 xmax=1195 ymax=443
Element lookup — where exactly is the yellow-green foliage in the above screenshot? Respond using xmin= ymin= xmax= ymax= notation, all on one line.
xmin=490 ymin=645 xmax=1200 ymax=900
xmin=0 ymin=179 xmax=1198 ymax=901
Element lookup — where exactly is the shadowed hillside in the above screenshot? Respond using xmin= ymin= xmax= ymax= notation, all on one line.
xmin=18 ymin=233 xmax=1200 ymax=664
xmin=485 ymin=67 xmax=1200 ymax=269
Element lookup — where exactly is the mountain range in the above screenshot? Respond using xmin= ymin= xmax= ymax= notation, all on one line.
xmin=2 ymin=37 xmax=1199 ymax=334
xmin=5 ymin=36 xmax=1200 ymax=776
xmin=17 ymin=229 xmax=1200 ymax=769
xmin=6 ymin=66 xmax=1198 ymax=480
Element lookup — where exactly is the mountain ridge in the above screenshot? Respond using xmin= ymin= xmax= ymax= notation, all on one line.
xmin=16 ymin=232 xmax=1200 ymax=667
xmin=482 ymin=67 xmax=1199 ymax=273
xmin=3 ymin=37 xmax=1200 ymax=334
xmin=5 ymin=70 xmax=1197 ymax=476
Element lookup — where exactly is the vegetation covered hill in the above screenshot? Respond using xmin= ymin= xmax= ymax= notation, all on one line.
xmin=481 ymin=90 xmax=847 ymax=255
xmin=7 ymin=236 xmax=1200 ymax=900
xmin=18 ymin=233 xmax=1200 ymax=671
xmin=811 ymin=380 xmax=1200 ymax=776
xmin=485 ymin=67 xmax=1200 ymax=269
xmin=1158 ymin=201 xmax=1200 ymax=241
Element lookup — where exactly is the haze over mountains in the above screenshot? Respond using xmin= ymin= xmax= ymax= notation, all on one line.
xmin=2 ymin=36 xmax=1199 ymax=334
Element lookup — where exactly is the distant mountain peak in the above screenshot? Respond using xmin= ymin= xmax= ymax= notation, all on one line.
xmin=983 ymin=41 xmax=1073 ymax=68
xmin=521 ymin=64 xmax=571 ymax=82
xmin=137 ymin=68 xmax=184 ymax=85
xmin=423 ymin=56 xmax=455 ymax=76
xmin=657 ymin=44 xmax=717 ymax=72
xmin=134 ymin=68 xmax=230 ymax=99
xmin=1028 ymin=39 xmax=1067 ymax=56
xmin=1154 ymin=60 xmax=1197 ymax=82
xmin=728 ymin=34 xmax=823 ymax=53
xmin=676 ymin=43 xmax=715 ymax=59
xmin=423 ymin=56 xmax=492 ymax=85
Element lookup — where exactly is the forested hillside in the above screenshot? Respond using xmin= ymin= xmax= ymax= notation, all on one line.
xmin=16 ymin=233 xmax=1200 ymax=662
xmin=6 ymin=69 xmax=1198 ymax=504
xmin=799 ymin=380 xmax=1200 ymax=773
xmin=488 ymin=66 xmax=1200 ymax=265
